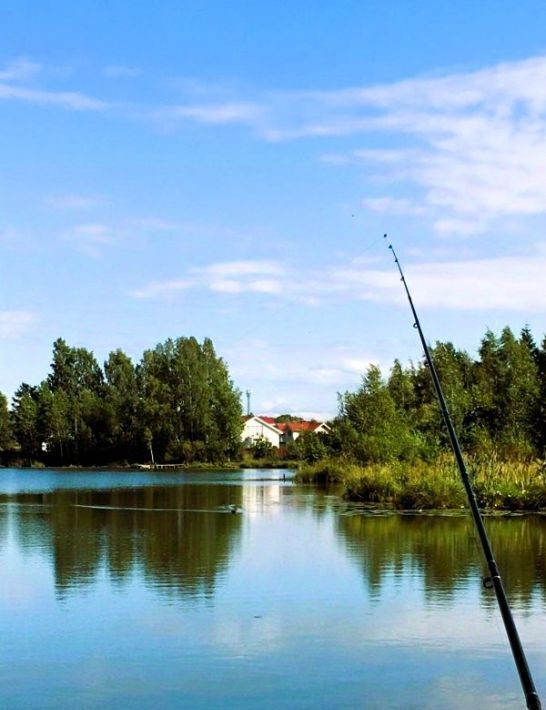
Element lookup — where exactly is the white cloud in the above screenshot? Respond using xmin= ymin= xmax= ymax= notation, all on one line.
xmin=0 ymin=58 xmax=42 ymax=82
xmin=72 ymin=223 xmax=111 ymax=243
xmin=329 ymin=250 xmax=546 ymax=311
xmin=158 ymin=101 xmax=265 ymax=126
xmin=130 ymin=217 xmax=180 ymax=232
xmin=247 ymin=279 xmax=282 ymax=294
xmin=198 ymin=260 xmax=284 ymax=277
xmin=318 ymin=153 xmax=352 ymax=165
xmin=131 ymin=279 xmax=194 ymax=300
xmin=432 ymin=218 xmax=487 ymax=236
xmin=155 ymin=55 xmax=546 ymax=235
xmin=226 ymin=338 xmax=383 ymax=417
xmin=0 ymin=311 xmax=35 ymax=339
xmin=46 ymin=194 xmax=104 ymax=210
xmin=342 ymin=357 xmax=377 ymax=374
xmin=209 ymin=279 xmax=243 ymax=294
xmin=131 ymin=245 xmax=546 ymax=313
xmin=0 ymin=82 xmax=107 ymax=110
xmin=62 ymin=223 xmax=114 ymax=258
xmin=362 ymin=196 xmax=426 ymax=216
xmin=6 ymin=53 xmax=546 ymax=238
xmin=285 ymin=57 xmax=546 ymax=234
xmin=0 ymin=57 xmax=110 ymax=112
xmin=132 ymin=260 xmax=285 ymax=299
xmin=0 ymin=226 xmax=30 ymax=249
xmin=103 ymin=65 xmax=141 ymax=79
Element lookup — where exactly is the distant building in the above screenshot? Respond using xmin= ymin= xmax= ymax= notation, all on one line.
xmin=241 ymin=415 xmax=283 ymax=448
xmin=279 ymin=420 xmax=331 ymax=444
xmin=241 ymin=416 xmax=330 ymax=448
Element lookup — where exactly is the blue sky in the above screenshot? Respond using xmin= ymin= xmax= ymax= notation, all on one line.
xmin=2 ymin=1 xmax=546 ymax=418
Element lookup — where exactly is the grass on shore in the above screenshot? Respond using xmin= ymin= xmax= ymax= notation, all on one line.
xmin=296 ymin=457 xmax=546 ymax=510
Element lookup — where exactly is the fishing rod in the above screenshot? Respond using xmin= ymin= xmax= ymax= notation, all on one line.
xmin=384 ymin=234 xmax=541 ymax=710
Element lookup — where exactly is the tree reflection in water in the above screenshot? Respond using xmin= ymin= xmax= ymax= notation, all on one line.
xmin=1 ymin=484 xmax=545 ymax=610
xmin=336 ymin=511 xmax=546 ymax=608
xmin=1 ymin=485 xmax=242 ymax=599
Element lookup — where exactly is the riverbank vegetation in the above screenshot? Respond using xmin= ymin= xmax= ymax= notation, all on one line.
xmin=1 ymin=337 xmax=242 ymax=466
xmin=297 ymin=458 xmax=546 ymax=510
xmin=296 ymin=325 xmax=546 ymax=510
xmin=2 ymin=324 xmax=546 ymax=497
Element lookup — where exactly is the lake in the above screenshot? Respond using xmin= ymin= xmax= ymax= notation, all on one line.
xmin=0 ymin=468 xmax=544 ymax=708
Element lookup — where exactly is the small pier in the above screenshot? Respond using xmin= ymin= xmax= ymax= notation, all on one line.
xmin=136 ymin=463 xmax=187 ymax=471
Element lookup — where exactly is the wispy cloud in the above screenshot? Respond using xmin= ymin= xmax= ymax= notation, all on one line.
xmin=327 ymin=249 xmax=546 ymax=311
xmin=62 ymin=223 xmax=114 ymax=257
xmin=155 ymin=101 xmax=266 ymax=127
xmin=362 ymin=196 xmax=426 ymax=216
xmin=226 ymin=337 xmax=381 ymax=406
xmin=0 ymin=226 xmax=30 ymax=249
xmin=0 ymin=311 xmax=35 ymax=339
xmin=130 ymin=217 xmax=180 ymax=232
xmin=201 ymin=260 xmax=283 ymax=277
xmin=0 ymin=57 xmax=109 ymax=110
xmin=152 ymin=56 xmax=546 ymax=235
xmin=131 ymin=279 xmax=194 ymax=300
xmin=45 ymin=194 xmax=105 ymax=210
xmin=132 ymin=260 xmax=285 ymax=299
xmin=0 ymin=82 xmax=108 ymax=110
xmin=6 ymin=53 xmax=546 ymax=237
xmin=282 ymin=57 xmax=546 ymax=234
xmin=103 ymin=65 xmax=141 ymax=79
xmin=0 ymin=58 xmax=42 ymax=82
xmin=131 ymin=246 xmax=546 ymax=313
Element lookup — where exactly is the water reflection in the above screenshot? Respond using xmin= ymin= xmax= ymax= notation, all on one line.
xmin=0 ymin=475 xmax=545 ymax=707
xmin=336 ymin=511 xmax=546 ymax=608
xmin=2 ymin=481 xmax=545 ymax=610
xmin=1 ymin=485 xmax=242 ymax=599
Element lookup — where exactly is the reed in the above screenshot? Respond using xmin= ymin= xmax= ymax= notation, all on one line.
xmin=296 ymin=457 xmax=546 ymax=510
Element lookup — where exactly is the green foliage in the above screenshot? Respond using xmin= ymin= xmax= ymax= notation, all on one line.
xmin=251 ymin=436 xmax=274 ymax=459
xmin=330 ymin=325 xmax=545 ymax=465
xmin=0 ymin=391 xmax=13 ymax=451
xmin=297 ymin=457 xmax=546 ymax=511
xmin=469 ymin=327 xmax=541 ymax=458
xmin=11 ymin=384 xmax=41 ymax=462
xmin=274 ymin=414 xmax=302 ymax=423
xmin=287 ymin=431 xmax=328 ymax=463
xmin=336 ymin=365 xmax=425 ymax=463
xmin=138 ymin=336 xmax=242 ymax=463
xmin=538 ymin=333 xmax=546 ymax=455
xmin=10 ymin=335 xmax=242 ymax=466
xmin=6 ymin=323 xmax=546 ymax=469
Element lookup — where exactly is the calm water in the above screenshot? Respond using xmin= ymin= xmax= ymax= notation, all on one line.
xmin=0 ymin=468 xmax=545 ymax=709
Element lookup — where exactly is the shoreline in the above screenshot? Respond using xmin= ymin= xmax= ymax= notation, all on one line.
xmin=0 ymin=461 xmax=298 ymax=472
xmin=296 ymin=457 xmax=546 ymax=512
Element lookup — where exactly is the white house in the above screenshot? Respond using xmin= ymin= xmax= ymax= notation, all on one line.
xmin=241 ymin=416 xmax=283 ymax=448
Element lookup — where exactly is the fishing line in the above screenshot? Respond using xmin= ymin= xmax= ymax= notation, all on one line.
xmin=385 ymin=233 xmax=542 ymax=710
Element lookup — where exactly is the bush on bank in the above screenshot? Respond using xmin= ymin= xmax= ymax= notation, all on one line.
xmin=296 ymin=457 xmax=546 ymax=510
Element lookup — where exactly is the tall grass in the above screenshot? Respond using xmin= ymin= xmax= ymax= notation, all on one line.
xmin=296 ymin=457 xmax=546 ymax=510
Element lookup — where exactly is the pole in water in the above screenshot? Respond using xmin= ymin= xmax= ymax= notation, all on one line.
xmin=384 ymin=234 xmax=541 ymax=710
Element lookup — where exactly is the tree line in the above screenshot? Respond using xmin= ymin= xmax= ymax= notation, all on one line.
xmin=1 ymin=325 xmax=545 ymax=468
xmin=329 ymin=325 xmax=546 ymax=464
xmin=0 ymin=337 xmax=242 ymax=466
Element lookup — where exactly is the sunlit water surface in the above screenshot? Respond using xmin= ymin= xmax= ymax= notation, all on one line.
xmin=0 ymin=468 xmax=545 ymax=708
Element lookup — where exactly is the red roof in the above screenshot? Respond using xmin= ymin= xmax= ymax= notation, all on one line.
xmin=259 ymin=416 xmax=277 ymax=425
xmin=241 ymin=415 xmax=283 ymax=432
xmin=285 ymin=421 xmax=318 ymax=432
xmin=243 ymin=415 xmax=329 ymax=433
